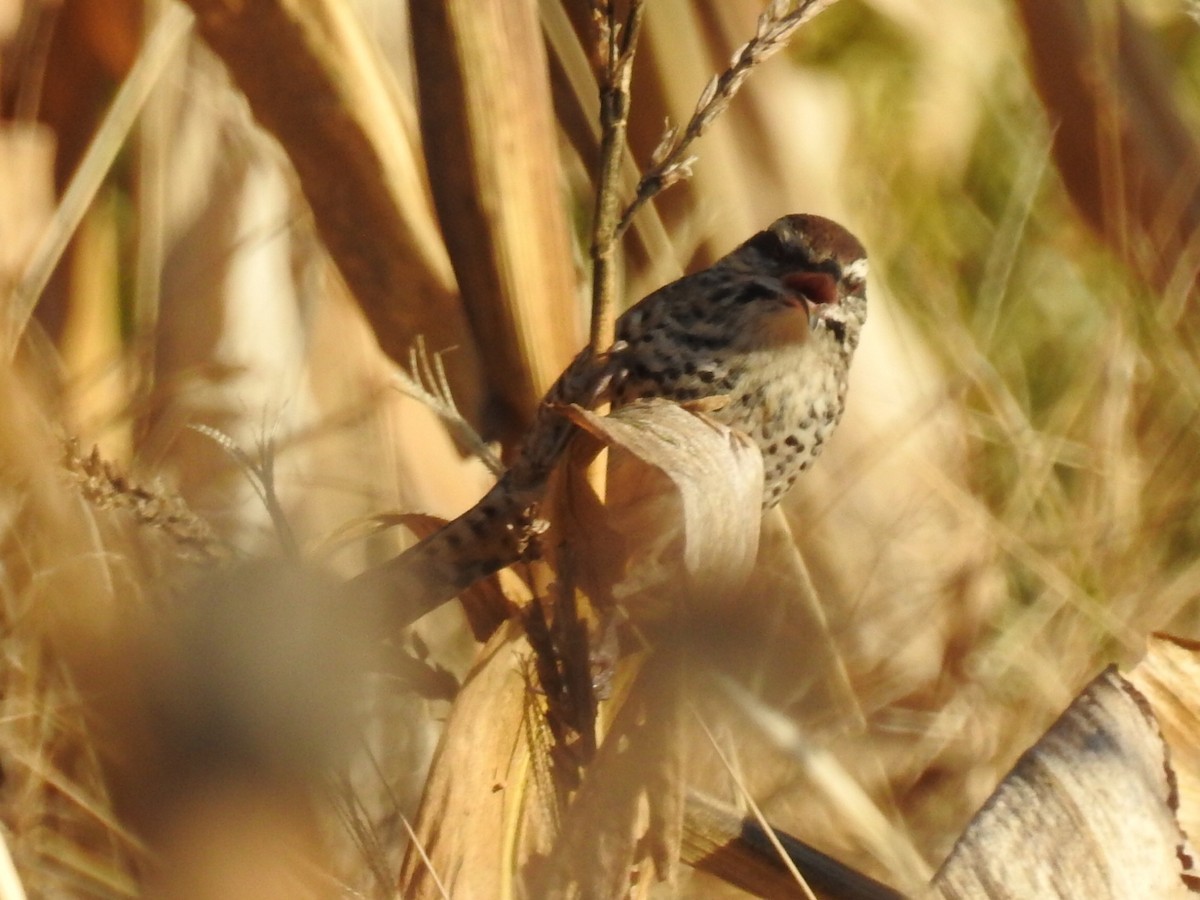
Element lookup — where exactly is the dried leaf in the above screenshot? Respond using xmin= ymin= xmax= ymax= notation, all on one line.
xmin=181 ymin=0 xmax=486 ymax=412
xmin=1127 ymin=634 xmax=1200 ymax=845
xmin=565 ymin=398 xmax=764 ymax=604
xmin=933 ymin=667 xmax=1200 ymax=898
xmin=1014 ymin=0 xmax=1200 ymax=297
xmin=398 ymin=621 xmax=554 ymax=898
xmin=411 ymin=0 xmax=581 ymax=440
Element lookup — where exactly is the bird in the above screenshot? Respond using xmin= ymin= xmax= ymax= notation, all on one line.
xmin=350 ymin=213 xmax=868 ymax=628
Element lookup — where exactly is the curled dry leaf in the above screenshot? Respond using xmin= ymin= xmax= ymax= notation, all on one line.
xmin=398 ymin=400 xmax=765 ymax=897
xmin=397 ymin=620 xmax=553 ymax=899
xmin=1127 ymin=634 xmax=1200 ymax=845
xmin=933 ymin=667 xmax=1200 ymax=898
xmin=564 ymin=397 xmax=764 ymax=607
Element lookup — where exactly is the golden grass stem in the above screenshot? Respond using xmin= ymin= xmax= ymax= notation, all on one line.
xmin=5 ymin=4 xmax=193 ymax=360
xmin=589 ymin=0 xmax=646 ymax=356
xmin=181 ymin=0 xmax=486 ymax=415
xmin=412 ymin=0 xmax=580 ymax=441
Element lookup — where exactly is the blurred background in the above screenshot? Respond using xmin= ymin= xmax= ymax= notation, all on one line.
xmin=2 ymin=0 xmax=1200 ymax=895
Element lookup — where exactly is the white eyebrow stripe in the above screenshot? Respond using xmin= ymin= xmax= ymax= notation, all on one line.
xmin=843 ymin=258 xmax=869 ymax=282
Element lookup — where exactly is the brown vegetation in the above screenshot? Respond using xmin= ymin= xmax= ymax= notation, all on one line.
xmin=3 ymin=0 xmax=1200 ymax=896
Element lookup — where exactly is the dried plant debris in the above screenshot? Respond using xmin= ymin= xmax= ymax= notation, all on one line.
xmin=531 ymin=654 xmax=688 ymax=899
xmin=397 ymin=621 xmax=552 ymax=898
xmin=934 ymin=666 xmax=1200 ymax=898
xmin=61 ymin=439 xmax=227 ymax=562
xmin=189 ymin=424 xmax=298 ymax=558
xmin=565 ymin=397 xmax=764 ymax=608
xmin=1128 ymin=635 xmax=1200 ymax=857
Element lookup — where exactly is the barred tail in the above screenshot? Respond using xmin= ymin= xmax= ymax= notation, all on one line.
xmin=345 ymin=473 xmax=545 ymax=630
xmin=347 ymin=348 xmax=600 ymax=630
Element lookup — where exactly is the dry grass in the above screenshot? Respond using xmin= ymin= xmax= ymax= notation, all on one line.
xmin=2 ymin=0 xmax=1200 ymax=896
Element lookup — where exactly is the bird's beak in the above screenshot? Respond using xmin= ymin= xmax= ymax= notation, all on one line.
xmin=780 ymin=292 xmax=813 ymax=322
xmin=782 ymin=271 xmax=839 ymax=314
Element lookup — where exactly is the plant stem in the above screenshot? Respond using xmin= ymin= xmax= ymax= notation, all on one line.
xmin=588 ymin=1 xmax=645 ymax=356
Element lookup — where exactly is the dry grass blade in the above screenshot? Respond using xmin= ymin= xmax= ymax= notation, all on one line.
xmin=0 ymin=124 xmax=54 ymax=305
xmin=412 ymin=0 xmax=580 ymax=443
xmin=180 ymin=0 xmax=485 ymax=413
xmin=0 ymin=371 xmax=148 ymax=895
xmin=5 ymin=3 xmax=192 ymax=358
xmin=0 ymin=831 xmax=28 ymax=900
xmin=693 ymin=713 xmax=819 ymax=900
xmin=715 ymin=677 xmax=932 ymax=891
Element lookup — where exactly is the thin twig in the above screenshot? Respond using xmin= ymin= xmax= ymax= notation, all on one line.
xmin=693 ymin=709 xmax=818 ymax=900
xmin=589 ymin=0 xmax=647 ymax=355
xmin=615 ymin=0 xmax=839 ymax=240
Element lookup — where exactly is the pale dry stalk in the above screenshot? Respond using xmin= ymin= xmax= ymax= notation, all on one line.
xmin=589 ymin=0 xmax=647 ymax=354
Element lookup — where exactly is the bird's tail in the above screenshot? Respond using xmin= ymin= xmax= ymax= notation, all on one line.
xmin=345 ymin=471 xmax=547 ymax=630
xmin=347 ymin=348 xmax=604 ymax=630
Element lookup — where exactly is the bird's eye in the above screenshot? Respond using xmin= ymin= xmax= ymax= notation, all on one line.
xmin=783 ymin=270 xmax=838 ymax=305
xmin=746 ymin=229 xmax=787 ymax=259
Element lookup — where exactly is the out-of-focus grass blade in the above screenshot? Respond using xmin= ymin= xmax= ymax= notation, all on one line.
xmin=180 ymin=0 xmax=487 ymax=416
xmin=6 ymin=3 xmax=193 ymax=360
xmin=412 ymin=0 xmax=580 ymax=443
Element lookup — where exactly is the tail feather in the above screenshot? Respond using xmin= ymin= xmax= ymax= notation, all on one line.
xmin=347 ymin=348 xmax=604 ymax=630
xmin=346 ymin=474 xmax=546 ymax=630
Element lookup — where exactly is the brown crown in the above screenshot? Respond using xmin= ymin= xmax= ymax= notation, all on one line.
xmin=768 ymin=214 xmax=866 ymax=266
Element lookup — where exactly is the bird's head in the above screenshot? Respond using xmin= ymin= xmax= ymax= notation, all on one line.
xmin=726 ymin=214 xmax=868 ymax=350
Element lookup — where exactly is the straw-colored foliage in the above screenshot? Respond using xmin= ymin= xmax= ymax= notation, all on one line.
xmin=2 ymin=0 xmax=1200 ymax=895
